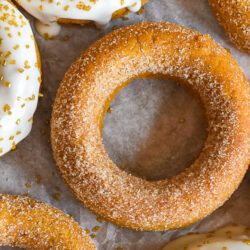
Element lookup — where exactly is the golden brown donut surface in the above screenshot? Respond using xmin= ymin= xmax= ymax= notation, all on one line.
xmin=51 ymin=22 xmax=250 ymax=231
xmin=0 ymin=194 xmax=96 ymax=249
xmin=208 ymin=0 xmax=250 ymax=53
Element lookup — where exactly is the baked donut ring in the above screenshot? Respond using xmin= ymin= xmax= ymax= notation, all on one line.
xmin=0 ymin=0 xmax=41 ymax=157
xmin=0 ymin=194 xmax=96 ymax=249
xmin=16 ymin=0 xmax=148 ymax=38
xmin=51 ymin=22 xmax=250 ymax=231
xmin=208 ymin=0 xmax=250 ymax=53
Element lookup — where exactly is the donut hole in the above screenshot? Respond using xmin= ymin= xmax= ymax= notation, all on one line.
xmin=102 ymin=78 xmax=207 ymax=181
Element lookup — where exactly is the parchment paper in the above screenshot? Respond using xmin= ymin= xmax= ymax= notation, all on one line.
xmin=1 ymin=0 xmax=250 ymax=249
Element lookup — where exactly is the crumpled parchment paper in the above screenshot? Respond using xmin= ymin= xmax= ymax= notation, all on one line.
xmin=1 ymin=0 xmax=249 ymax=249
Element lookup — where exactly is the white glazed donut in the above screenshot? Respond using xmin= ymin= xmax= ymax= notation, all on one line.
xmin=16 ymin=0 xmax=144 ymax=38
xmin=163 ymin=226 xmax=250 ymax=250
xmin=0 ymin=0 xmax=41 ymax=157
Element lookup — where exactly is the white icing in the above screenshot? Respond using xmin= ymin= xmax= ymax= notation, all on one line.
xmin=17 ymin=0 xmax=142 ymax=37
xmin=35 ymin=20 xmax=61 ymax=39
xmin=163 ymin=226 xmax=250 ymax=250
xmin=0 ymin=0 xmax=41 ymax=156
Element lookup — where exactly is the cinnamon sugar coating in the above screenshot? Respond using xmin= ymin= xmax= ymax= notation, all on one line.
xmin=208 ymin=0 xmax=250 ymax=53
xmin=51 ymin=22 xmax=250 ymax=231
xmin=0 ymin=194 xmax=96 ymax=249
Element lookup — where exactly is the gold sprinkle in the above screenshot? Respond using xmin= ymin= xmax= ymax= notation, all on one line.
xmin=63 ymin=35 xmax=70 ymax=41
xmin=90 ymin=234 xmax=96 ymax=239
xmin=242 ymin=240 xmax=250 ymax=245
xmin=24 ymin=60 xmax=30 ymax=69
xmin=23 ymin=193 xmax=29 ymax=197
xmin=1 ymin=60 xmax=6 ymax=66
xmin=25 ymin=183 xmax=31 ymax=188
xmin=120 ymin=0 xmax=124 ymax=5
xmin=122 ymin=16 xmax=129 ymax=21
xmin=112 ymin=25 xmax=118 ymax=30
xmin=28 ymin=94 xmax=35 ymax=101
xmin=9 ymin=59 xmax=15 ymax=64
xmin=39 ymin=93 xmax=44 ymax=97
xmin=0 ymin=138 xmax=3 ymax=141
xmin=3 ymin=81 xmax=11 ymax=87
xmin=63 ymin=5 xmax=69 ymax=11
xmin=38 ymin=77 xmax=42 ymax=83
xmin=85 ymin=229 xmax=90 ymax=234
xmin=18 ymin=68 xmax=24 ymax=73
xmin=53 ymin=193 xmax=61 ymax=200
xmin=92 ymin=226 xmax=100 ymax=232
xmin=36 ymin=174 xmax=41 ymax=184
xmin=0 ymin=148 xmax=2 ymax=154
xmin=9 ymin=136 xmax=14 ymax=140
xmin=16 ymin=131 xmax=21 ymax=135
xmin=96 ymin=217 xmax=103 ymax=223
xmin=4 ymin=51 xmax=11 ymax=58
xmin=28 ymin=117 xmax=33 ymax=122
xmin=13 ymin=44 xmax=19 ymax=50
xmin=120 ymin=165 xmax=125 ymax=169
xmin=11 ymin=142 xmax=16 ymax=150
xmin=76 ymin=2 xmax=91 ymax=10
xmin=38 ymin=5 xmax=43 ymax=10
xmin=3 ymin=104 xmax=10 ymax=112
xmin=107 ymin=107 xmax=112 ymax=113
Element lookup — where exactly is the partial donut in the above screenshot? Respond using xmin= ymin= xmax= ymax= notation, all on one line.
xmin=16 ymin=0 xmax=148 ymax=38
xmin=51 ymin=22 xmax=250 ymax=231
xmin=208 ymin=0 xmax=250 ymax=53
xmin=163 ymin=225 xmax=250 ymax=249
xmin=0 ymin=0 xmax=41 ymax=157
xmin=0 ymin=194 xmax=96 ymax=249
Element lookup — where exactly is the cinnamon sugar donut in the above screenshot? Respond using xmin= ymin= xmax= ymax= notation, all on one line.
xmin=0 ymin=194 xmax=96 ymax=249
xmin=208 ymin=0 xmax=250 ymax=53
xmin=51 ymin=22 xmax=250 ymax=231
xmin=16 ymin=0 xmax=148 ymax=38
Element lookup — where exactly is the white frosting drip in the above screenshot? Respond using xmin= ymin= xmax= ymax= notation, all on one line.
xmin=17 ymin=0 xmax=142 ymax=37
xmin=0 ymin=0 xmax=41 ymax=156
xmin=163 ymin=226 xmax=250 ymax=250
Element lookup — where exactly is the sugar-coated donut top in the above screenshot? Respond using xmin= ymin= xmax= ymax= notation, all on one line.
xmin=163 ymin=226 xmax=250 ymax=250
xmin=0 ymin=194 xmax=96 ymax=249
xmin=51 ymin=22 xmax=250 ymax=231
xmin=16 ymin=0 xmax=142 ymax=37
xmin=0 ymin=0 xmax=41 ymax=157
